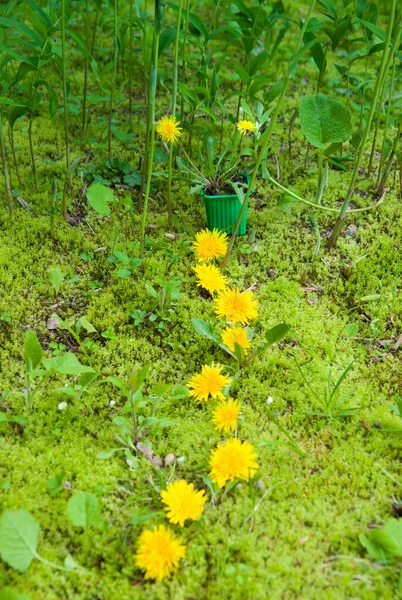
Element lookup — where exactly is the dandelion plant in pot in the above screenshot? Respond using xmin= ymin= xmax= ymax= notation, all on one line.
xmin=177 ymin=121 xmax=257 ymax=235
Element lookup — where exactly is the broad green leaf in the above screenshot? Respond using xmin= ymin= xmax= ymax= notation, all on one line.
xmin=299 ymin=94 xmax=352 ymax=148
xmin=0 ymin=509 xmax=39 ymax=572
xmin=152 ymin=383 xmax=173 ymax=397
xmin=67 ymin=492 xmax=101 ymax=529
xmin=24 ymin=331 xmax=42 ymax=371
xmin=265 ymin=323 xmax=291 ymax=347
xmin=169 ymin=385 xmax=190 ymax=399
xmin=48 ymin=267 xmax=66 ymax=294
xmin=117 ymin=267 xmax=131 ymax=278
xmin=192 ymin=318 xmax=221 ymax=343
xmin=42 ymin=352 xmax=95 ymax=375
xmin=76 ymin=316 xmax=97 ymax=333
xmin=86 ymin=183 xmax=114 ymax=215
xmin=361 ymin=519 xmax=402 ymax=561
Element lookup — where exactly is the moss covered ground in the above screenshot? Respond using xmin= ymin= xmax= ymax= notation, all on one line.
xmin=1 ymin=8 xmax=402 ymax=599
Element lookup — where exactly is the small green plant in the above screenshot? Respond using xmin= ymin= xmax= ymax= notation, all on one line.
xmin=360 ymin=518 xmax=402 ymax=562
xmin=0 ymin=509 xmax=85 ymax=573
xmin=108 ymin=248 xmax=142 ymax=278
xmin=51 ymin=314 xmax=98 ymax=358
xmin=192 ymin=319 xmax=290 ymax=367
xmin=295 ymin=356 xmax=361 ymax=419
xmin=67 ymin=491 xmax=104 ymax=534
xmin=176 ymin=127 xmax=254 ymax=196
xmin=97 ymin=366 xmax=188 ymax=468
xmin=48 ymin=267 xmax=67 ymax=296
xmin=21 ymin=331 xmax=96 ymax=410
xmin=130 ymin=279 xmax=184 ymax=330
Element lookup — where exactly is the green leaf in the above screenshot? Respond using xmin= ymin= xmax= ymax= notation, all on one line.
xmin=358 ymin=19 xmax=386 ymax=41
xmin=67 ymin=492 xmax=101 ymax=529
xmin=96 ymin=448 xmax=125 ymax=459
xmin=76 ymin=316 xmax=97 ymax=333
xmin=42 ymin=353 xmax=95 ymax=375
xmin=48 ymin=267 xmax=66 ymax=294
xmin=0 ymin=509 xmax=39 ymax=572
xmin=299 ymin=94 xmax=352 ymax=149
xmin=361 ymin=519 xmax=402 ymax=561
xmin=192 ymin=318 xmax=221 ymax=344
xmin=24 ymin=331 xmax=42 ymax=371
xmin=117 ymin=267 xmax=131 ymax=278
xmin=317 ymin=0 xmax=337 ymax=19
xmin=265 ymin=323 xmax=291 ymax=347
xmin=343 ymin=323 xmax=359 ymax=337
xmin=0 ymin=587 xmax=31 ymax=600
xmin=130 ymin=511 xmax=162 ymax=525
xmin=169 ymin=385 xmax=190 ymax=400
xmin=86 ymin=183 xmax=114 ymax=215
xmin=158 ymin=27 xmax=176 ymax=56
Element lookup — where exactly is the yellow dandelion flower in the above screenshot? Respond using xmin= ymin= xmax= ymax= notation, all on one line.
xmin=161 ymin=480 xmax=207 ymax=527
xmin=209 ymin=438 xmax=258 ymax=488
xmin=237 ymin=119 xmax=257 ymax=135
xmin=134 ymin=525 xmax=186 ymax=580
xmin=193 ymin=228 xmax=228 ymax=263
xmin=193 ymin=263 xmax=228 ymax=295
xmin=212 ymin=399 xmax=241 ymax=433
xmin=221 ymin=326 xmax=251 ymax=353
xmin=156 ymin=115 xmax=182 ymax=144
xmin=188 ymin=363 xmax=230 ymax=403
xmin=214 ymin=287 xmax=258 ymax=325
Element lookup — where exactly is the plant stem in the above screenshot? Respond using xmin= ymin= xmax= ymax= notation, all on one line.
xmin=128 ymin=0 xmax=134 ymax=132
xmin=61 ymin=0 xmax=69 ymax=170
xmin=0 ymin=108 xmax=13 ymax=211
xmin=9 ymin=127 xmax=22 ymax=187
xmin=139 ymin=0 xmax=165 ymax=257
xmin=315 ymin=148 xmax=324 ymax=205
xmin=82 ymin=0 xmax=89 ymax=140
xmin=108 ymin=0 xmax=119 ymax=160
xmin=179 ymin=0 xmax=190 ymax=121
xmin=28 ymin=115 xmax=38 ymax=188
xmin=326 ymin=0 xmax=397 ymax=249
xmin=377 ymin=15 xmax=402 ymax=184
xmin=220 ymin=0 xmax=317 ymax=269
xmin=377 ymin=122 xmax=402 ymax=197
xmin=50 ymin=180 xmax=57 ymax=240
xmin=268 ymin=175 xmax=382 ymax=213
xmin=166 ymin=0 xmax=183 ymax=229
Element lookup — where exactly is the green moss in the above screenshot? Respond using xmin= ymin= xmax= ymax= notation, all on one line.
xmin=1 ymin=11 xmax=402 ymax=600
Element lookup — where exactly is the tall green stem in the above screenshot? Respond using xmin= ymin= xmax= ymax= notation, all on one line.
xmin=128 ymin=0 xmax=134 ymax=132
xmin=28 ymin=115 xmax=38 ymax=188
xmin=220 ymin=0 xmax=317 ymax=269
xmin=377 ymin=15 xmax=401 ymax=184
xmin=82 ymin=0 xmax=89 ymax=140
xmin=108 ymin=0 xmax=119 ymax=160
xmin=139 ymin=0 xmax=165 ymax=257
xmin=61 ymin=0 xmax=69 ymax=170
xmin=377 ymin=122 xmax=402 ymax=197
xmin=0 ymin=109 xmax=13 ymax=211
xmin=179 ymin=0 xmax=190 ymax=121
xmin=326 ymin=0 xmax=397 ymax=249
xmin=166 ymin=0 xmax=183 ymax=229
xmin=9 ymin=127 xmax=22 ymax=188
xmin=367 ymin=14 xmax=401 ymax=177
